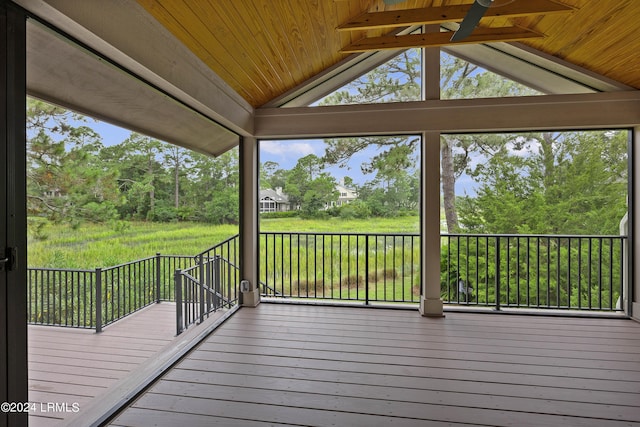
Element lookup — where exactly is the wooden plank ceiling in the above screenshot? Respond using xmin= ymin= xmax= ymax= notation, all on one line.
xmin=137 ymin=0 xmax=640 ymax=108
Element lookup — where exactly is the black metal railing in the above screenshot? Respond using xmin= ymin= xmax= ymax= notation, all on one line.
xmin=175 ymin=236 xmax=240 ymax=334
xmin=174 ymin=256 xmax=239 ymax=335
xmin=27 ymin=241 xmax=241 ymax=331
xmin=28 ymin=267 xmax=98 ymax=328
xmin=27 ymin=231 xmax=626 ymax=330
xmin=155 ymin=254 xmax=197 ymax=301
xmin=260 ymin=232 xmax=421 ymax=303
xmin=443 ymin=234 xmax=625 ymax=311
xmin=28 ymin=253 xmax=198 ymax=331
xmin=260 ymin=232 xmax=626 ymax=312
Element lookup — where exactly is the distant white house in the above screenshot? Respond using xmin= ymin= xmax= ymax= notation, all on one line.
xmin=262 ymin=180 xmax=358 ymax=212
xmin=327 ymin=179 xmax=358 ymax=209
xmin=43 ymin=188 xmax=63 ymax=198
xmin=259 ymin=187 xmax=290 ymax=213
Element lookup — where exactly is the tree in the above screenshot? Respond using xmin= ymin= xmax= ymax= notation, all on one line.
xmin=26 ymin=98 xmax=121 ymax=224
xmin=319 ymin=51 xmax=538 ymax=231
xmin=301 ymin=173 xmax=338 ymax=217
xmin=439 ymin=54 xmax=539 ymax=231
xmin=320 ymin=50 xmax=421 ymax=191
xmin=457 ymin=130 xmax=628 ymax=235
xmin=284 ymin=154 xmax=323 ymax=209
xmin=260 ymin=160 xmax=280 ymax=189
xmin=188 ymin=149 xmax=239 ymax=224
xmin=162 ymin=144 xmax=191 ymax=209
xmin=26 ymin=99 xmax=243 ymax=225
xmin=100 ymin=133 xmax=165 ymax=220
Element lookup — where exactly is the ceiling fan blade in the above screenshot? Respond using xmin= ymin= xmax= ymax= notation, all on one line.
xmin=450 ymin=0 xmax=493 ymax=42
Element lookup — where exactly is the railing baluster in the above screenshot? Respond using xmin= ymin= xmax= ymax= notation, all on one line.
xmin=526 ymin=237 xmax=531 ymax=307
xmin=198 ymin=255 xmax=205 ymax=324
xmin=95 ymin=268 xmax=102 ymax=333
xmin=609 ymin=238 xmax=614 ymax=310
xmin=495 ymin=236 xmax=501 ymax=311
xmin=577 ymin=238 xmax=582 ymax=309
xmin=365 ymin=235 xmax=369 ymax=305
xmin=619 ymin=237 xmax=624 ymax=312
xmin=214 ymin=255 xmax=221 ymax=310
xmin=567 ymin=238 xmax=572 ymax=309
xmin=175 ymin=269 xmax=183 ymax=335
xmin=320 ymin=234 xmax=327 ymax=298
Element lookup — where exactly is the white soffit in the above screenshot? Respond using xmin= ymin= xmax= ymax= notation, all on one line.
xmin=437 ymin=23 xmax=633 ymax=95
xmin=266 ymin=50 xmax=409 ymax=108
xmin=26 ymin=20 xmax=239 ymax=157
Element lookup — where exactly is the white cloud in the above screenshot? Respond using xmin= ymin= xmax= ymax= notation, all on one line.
xmin=260 ymin=141 xmax=318 ymax=158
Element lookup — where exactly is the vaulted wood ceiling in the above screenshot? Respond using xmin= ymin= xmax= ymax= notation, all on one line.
xmin=136 ymin=0 xmax=640 ymax=108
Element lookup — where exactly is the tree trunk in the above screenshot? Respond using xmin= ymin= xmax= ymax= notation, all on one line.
xmin=148 ymin=155 xmax=155 ymax=212
xmin=174 ymin=158 xmax=180 ymax=209
xmin=441 ymin=137 xmax=459 ymax=232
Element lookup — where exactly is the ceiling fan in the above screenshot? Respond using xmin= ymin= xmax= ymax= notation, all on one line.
xmin=382 ymin=0 xmax=509 ymax=41
xmin=451 ymin=0 xmax=494 ymax=41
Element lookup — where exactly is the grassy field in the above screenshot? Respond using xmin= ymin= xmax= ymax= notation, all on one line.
xmin=28 ymin=221 xmax=239 ymax=268
xmin=27 ymin=216 xmax=419 ymax=268
xmin=260 ymin=216 xmax=419 ymax=233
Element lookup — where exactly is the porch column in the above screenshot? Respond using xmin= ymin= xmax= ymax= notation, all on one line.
xmin=239 ymin=136 xmax=260 ymax=306
xmin=419 ymin=32 xmax=443 ymax=317
xmin=1 ymin=1 xmax=28 ymax=425
xmin=632 ymin=127 xmax=640 ymax=321
xmin=420 ymin=131 xmax=444 ymax=317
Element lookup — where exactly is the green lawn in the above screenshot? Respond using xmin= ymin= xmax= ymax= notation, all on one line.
xmin=27 ymin=216 xmax=419 ymax=268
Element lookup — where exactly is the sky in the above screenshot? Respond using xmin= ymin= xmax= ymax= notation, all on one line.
xmin=260 ymin=139 xmax=382 ymax=187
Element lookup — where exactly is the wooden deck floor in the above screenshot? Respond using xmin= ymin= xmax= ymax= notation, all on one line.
xmin=108 ymin=303 xmax=640 ymax=427
xmin=28 ymin=302 xmax=177 ymax=427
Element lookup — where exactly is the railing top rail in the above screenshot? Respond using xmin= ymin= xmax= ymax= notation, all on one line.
xmin=28 ymin=267 xmax=95 ymax=273
xmin=180 ymin=263 xmax=200 ymax=275
xmin=262 ymin=231 xmax=420 ymax=237
xmin=178 ymin=270 xmax=200 ymax=284
xmin=160 ymin=254 xmax=197 ymax=259
xmin=443 ymin=233 xmax=627 ymax=239
xmin=262 ymin=231 xmax=626 ymax=239
xmin=101 ymin=255 xmax=158 ymax=271
xmin=183 ymin=256 xmax=238 ymax=274
xmin=194 ymin=234 xmax=239 ymax=259
xmin=31 ymin=254 xmax=196 ymax=274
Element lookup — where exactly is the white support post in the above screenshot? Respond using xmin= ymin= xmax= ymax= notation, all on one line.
xmin=239 ymin=136 xmax=260 ymax=307
xmin=419 ymin=33 xmax=444 ymax=317
xmin=420 ymin=131 xmax=444 ymax=317
xmin=632 ymin=127 xmax=640 ymax=321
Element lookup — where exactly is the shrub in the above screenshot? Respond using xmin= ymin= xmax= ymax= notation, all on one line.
xmin=340 ymin=275 xmax=363 ymax=289
xmin=338 ymin=201 xmax=371 ymax=219
xmin=82 ymin=201 xmax=119 ymax=223
xmin=368 ymin=268 xmax=398 ymax=282
xmin=28 ymin=217 xmax=49 ymax=241
xmin=110 ymin=220 xmax=131 ymax=233
xmin=260 ymin=210 xmax=299 ymax=219
xmin=150 ymin=206 xmax=179 ymax=222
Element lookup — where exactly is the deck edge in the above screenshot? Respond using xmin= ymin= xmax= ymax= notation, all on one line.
xmin=62 ymin=304 xmax=241 ymax=427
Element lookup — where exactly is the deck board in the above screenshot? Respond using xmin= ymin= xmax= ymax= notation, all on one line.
xmin=28 ymin=302 xmax=178 ymax=427
xmin=110 ymin=303 xmax=640 ymax=427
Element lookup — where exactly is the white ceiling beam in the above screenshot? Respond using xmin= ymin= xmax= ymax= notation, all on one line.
xmin=254 ymin=91 xmax=640 ymax=138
